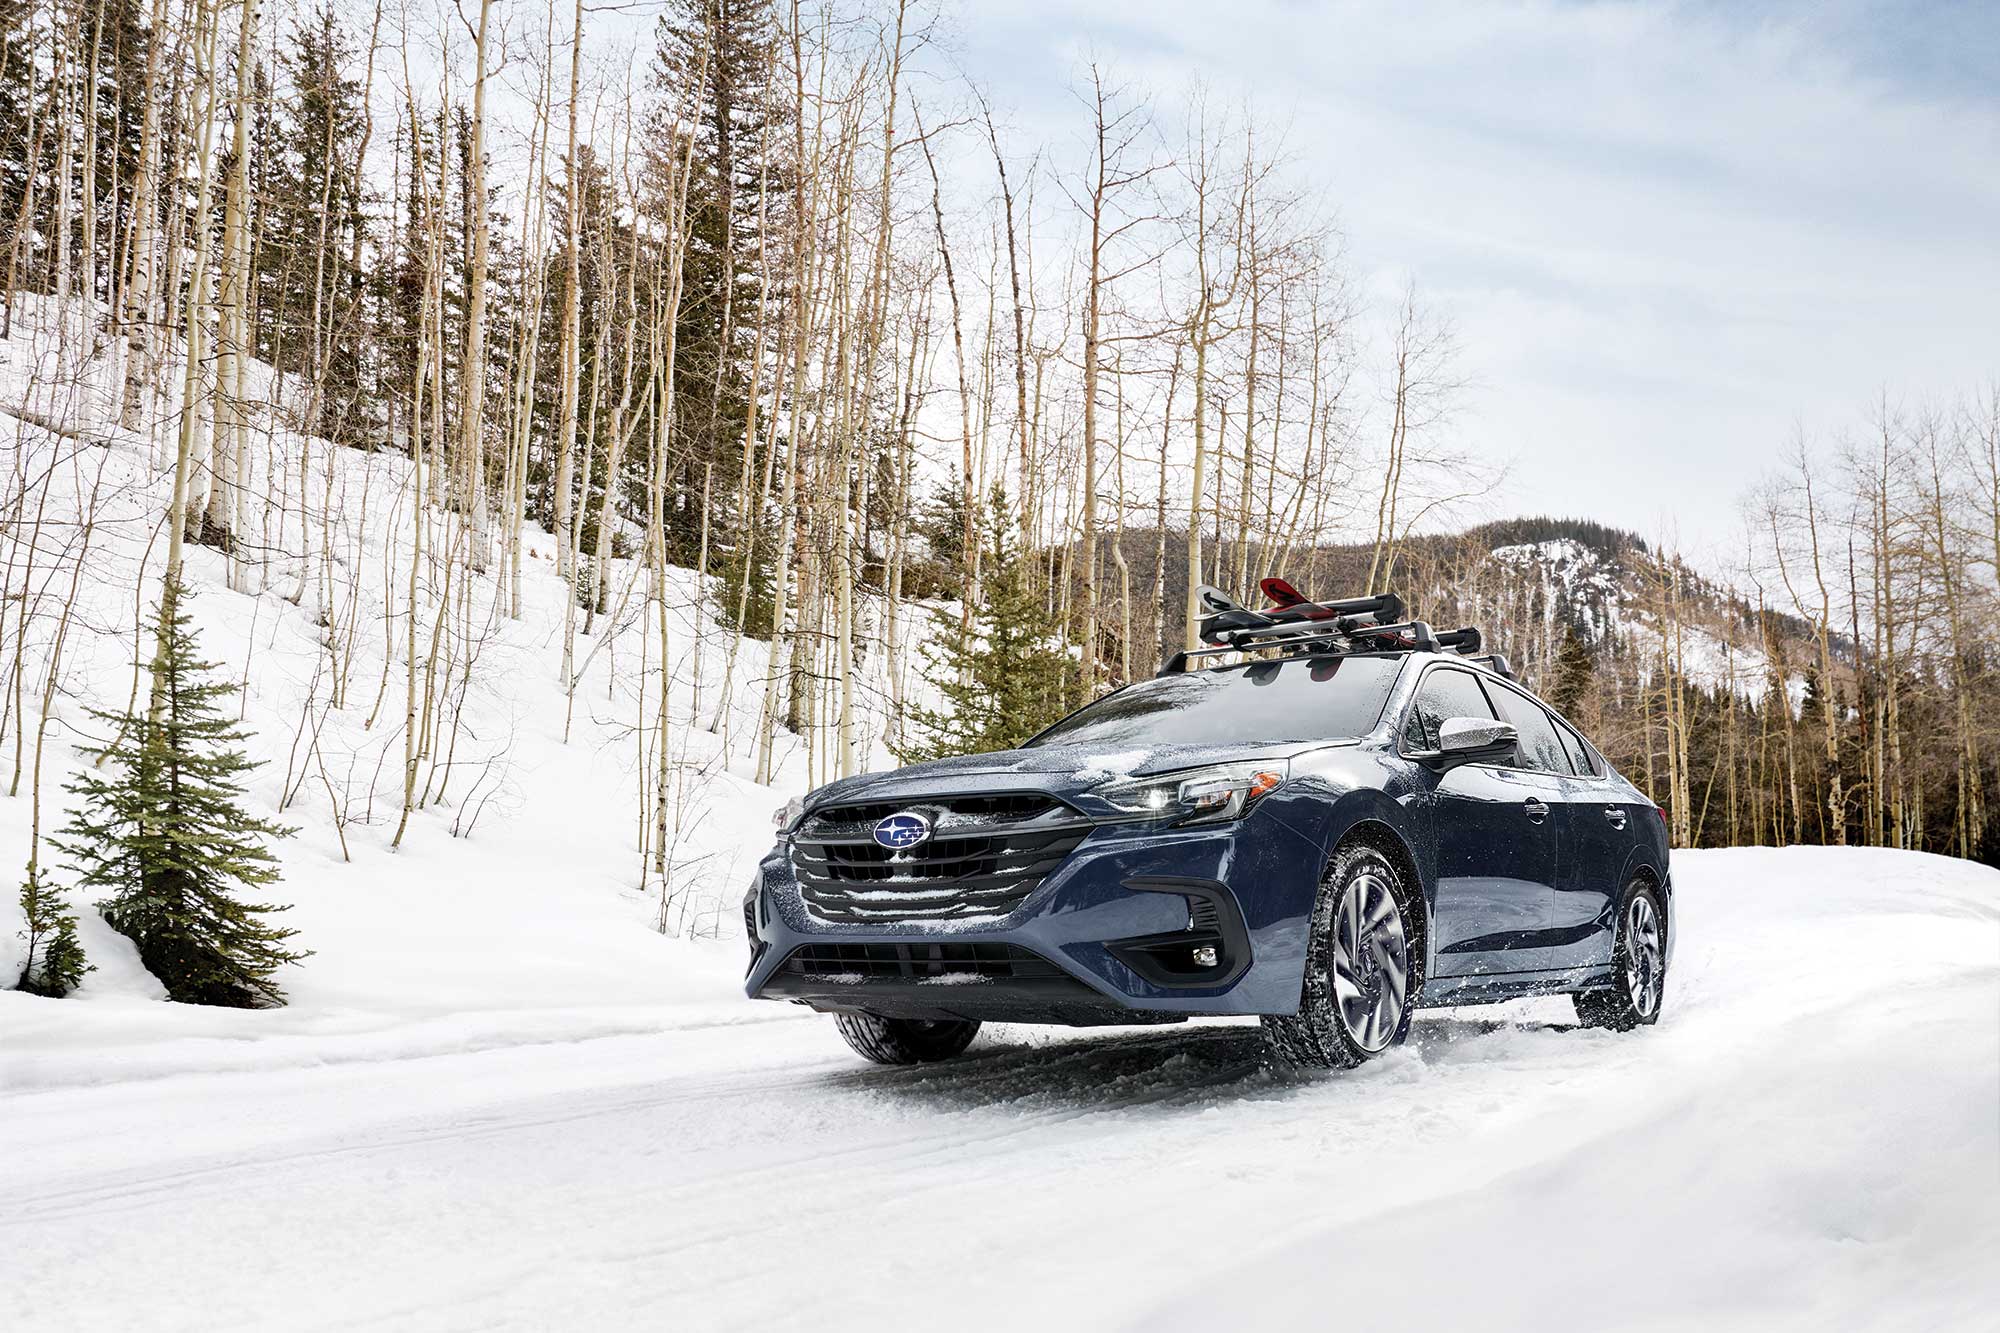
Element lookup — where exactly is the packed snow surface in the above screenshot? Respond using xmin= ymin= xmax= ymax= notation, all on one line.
xmin=4 ymin=846 xmax=1995 ymax=1332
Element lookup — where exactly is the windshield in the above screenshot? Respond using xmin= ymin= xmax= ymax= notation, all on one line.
xmin=1027 ymin=654 xmax=1404 ymax=750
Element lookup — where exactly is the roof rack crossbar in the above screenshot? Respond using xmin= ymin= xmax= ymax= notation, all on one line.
xmin=1162 ymin=580 xmax=1494 ymax=677
xmin=1196 ymin=587 xmax=1408 ymax=647
xmin=1158 ymin=617 xmax=1443 ymax=675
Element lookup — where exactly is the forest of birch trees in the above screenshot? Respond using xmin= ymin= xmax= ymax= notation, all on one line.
xmin=1 ymin=0 xmax=1995 ymax=874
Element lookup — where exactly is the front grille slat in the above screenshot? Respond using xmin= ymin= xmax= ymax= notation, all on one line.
xmin=791 ymin=793 xmax=1089 ymax=924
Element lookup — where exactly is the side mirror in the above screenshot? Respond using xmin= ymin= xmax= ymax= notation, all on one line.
xmin=1421 ymin=716 xmax=1518 ymax=770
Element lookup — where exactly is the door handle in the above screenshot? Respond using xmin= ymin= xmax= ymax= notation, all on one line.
xmin=1603 ymin=806 xmax=1627 ymax=829
xmin=1523 ymin=799 xmax=1549 ymax=822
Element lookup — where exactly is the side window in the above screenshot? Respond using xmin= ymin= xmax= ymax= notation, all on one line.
xmin=1553 ymin=716 xmax=1598 ymax=777
xmin=1488 ymin=685 xmax=1573 ymax=774
xmin=1406 ymin=668 xmax=1497 ymax=751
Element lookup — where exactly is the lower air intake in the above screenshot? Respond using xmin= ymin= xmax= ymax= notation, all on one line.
xmin=777 ymin=941 xmax=1067 ymax=982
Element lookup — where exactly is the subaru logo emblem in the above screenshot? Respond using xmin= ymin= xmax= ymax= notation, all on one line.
xmin=872 ymin=811 xmax=931 ymax=850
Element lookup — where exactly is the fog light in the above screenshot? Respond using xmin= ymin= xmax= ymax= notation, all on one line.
xmin=1192 ymin=945 xmax=1220 ymax=968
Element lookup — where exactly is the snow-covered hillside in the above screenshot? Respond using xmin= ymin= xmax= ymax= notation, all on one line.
xmin=0 ymin=293 xmax=883 ymax=1035
xmin=1477 ymin=535 xmax=1800 ymax=706
xmin=3 ymin=847 xmax=1994 ymax=1331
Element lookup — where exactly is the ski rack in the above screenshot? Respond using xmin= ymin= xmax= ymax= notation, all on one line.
xmin=1159 ymin=581 xmax=1494 ymax=676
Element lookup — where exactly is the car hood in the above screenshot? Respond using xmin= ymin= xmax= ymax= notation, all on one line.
xmin=803 ymin=738 xmax=1349 ymax=811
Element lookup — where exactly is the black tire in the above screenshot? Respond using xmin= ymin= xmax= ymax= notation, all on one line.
xmin=1574 ymin=880 xmax=1667 ymax=1032
xmin=1262 ymin=841 xmax=1420 ymax=1071
xmin=833 ymin=1012 xmax=982 ymax=1065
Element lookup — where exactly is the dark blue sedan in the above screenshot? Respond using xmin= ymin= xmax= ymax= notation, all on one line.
xmin=745 ymin=586 xmax=1671 ymax=1070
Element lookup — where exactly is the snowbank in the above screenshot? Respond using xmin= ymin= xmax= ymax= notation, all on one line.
xmin=1 ymin=848 xmax=1993 ymax=1332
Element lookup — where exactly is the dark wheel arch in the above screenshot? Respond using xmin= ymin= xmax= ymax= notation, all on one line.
xmin=1575 ymin=875 xmax=1668 ymax=1031
xmin=1261 ymin=833 xmax=1425 ymax=1069
xmin=1332 ymin=819 xmax=1431 ymax=998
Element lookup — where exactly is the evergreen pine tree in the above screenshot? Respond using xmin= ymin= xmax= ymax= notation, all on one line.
xmin=899 ymin=488 xmax=1078 ymax=762
xmin=55 ymin=577 xmax=307 ymax=1007
xmin=651 ymin=0 xmax=785 ymax=564
xmin=1546 ymin=624 xmax=1596 ymax=718
xmin=15 ymin=867 xmax=91 ymax=997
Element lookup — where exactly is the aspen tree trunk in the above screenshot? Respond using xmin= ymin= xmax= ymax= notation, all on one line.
xmin=914 ymin=103 xmax=978 ymax=633
xmin=1368 ymin=294 xmax=1413 ymax=596
xmin=459 ymin=0 xmax=495 ymax=574
xmin=1079 ymin=81 xmax=1105 ymax=681
xmin=590 ymin=183 xmax=642 ymax=620
xmin=755 ymin=1 xmax=819 ymax=784
xmin=552 ymin=0 xmax=585 ymax=588
xmin=1797 ymin=458 xmax=1844 ymax=843
xmin=162 ymin=0 xmax=222 ymax=621
xmin=649 ymin=41 xmax=709 ymax=872
xmin=1153 ymin=348 xmax=1180 ymax=667
xmin=80 ymin=0 xmax=107 ymax=352
xmin=207 ymin=0 xmax=256 ymax=579
xmin=1110 ymin=355 xmax=1132 ymax=682
xmin=981 ymin=99 xmax=1033 ymax=546
xmin=391 ymin=55 xmax=442 ymax=850
xmin=1180 ymin=112 xmax=1248 ymax=648
xmin=1232 ymin=202 xmax=1260 ymax=596
xmin=507 ymin=10 xmax=552 ymax=617
xmin=1922 ymin=436 xmax=1982 ymax=857
xmin=50 ymin=7 xmax=75 ymax=379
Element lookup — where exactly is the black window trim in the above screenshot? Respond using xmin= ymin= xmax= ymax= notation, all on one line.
xmin=1397 ymin=660 xmax=1610 ymax=780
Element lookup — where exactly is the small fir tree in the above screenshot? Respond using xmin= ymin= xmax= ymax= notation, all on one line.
xmin=899 ymin=487 xmax=1078 ymax=762
xmin=15 ymin=867 xmax=91 ymax=997
xmin=55 ymin=577 xmax=306 ymax=1007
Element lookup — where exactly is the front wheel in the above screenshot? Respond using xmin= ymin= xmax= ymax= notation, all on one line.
xmin=1262 ymin=842 xmax=1418 ymax=1070
xmin=833 ymin=1012 xmax=981 ymax=1065
xmin=1575 ymin=881 xmax=1667 ymax=1031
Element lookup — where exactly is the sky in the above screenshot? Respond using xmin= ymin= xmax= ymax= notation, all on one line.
xmin=942 ymin=0 xmax=2000 ymax=560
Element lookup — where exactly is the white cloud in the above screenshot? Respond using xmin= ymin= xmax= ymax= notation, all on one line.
xmin=949 ymin=0 xmax=2000 ymax=557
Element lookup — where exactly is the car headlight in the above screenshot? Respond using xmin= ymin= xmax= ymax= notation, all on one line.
xmin=773 ymin=795 xmax=805 ymax=833
xmin=1098 ymin=761 xmax=1288 ymax=825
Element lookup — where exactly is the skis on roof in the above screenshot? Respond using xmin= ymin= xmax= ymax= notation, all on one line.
xmin=1158 ymin=581 xmax=1511 ymax=678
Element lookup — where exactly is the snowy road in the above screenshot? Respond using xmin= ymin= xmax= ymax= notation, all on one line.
xmin=5 ymin=847 xmax=1997 ymax=1332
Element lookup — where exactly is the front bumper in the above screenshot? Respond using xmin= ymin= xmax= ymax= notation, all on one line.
xmin=743 ymin=807 xmax=1324 ymax=1024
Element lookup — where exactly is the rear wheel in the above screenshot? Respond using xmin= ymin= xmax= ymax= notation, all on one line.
xmin=1575 ymin=881 xmax=1666 ymax=1031
xmin=1262 ymin=842 xmax=1417 ymax=1070
xmin=833 ymin=1012 xmax=982 ymax=1065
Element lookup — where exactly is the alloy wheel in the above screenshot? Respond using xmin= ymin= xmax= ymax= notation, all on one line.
xmin=1624 ymin=894 xmax=1664 ymax=1018
xmin=1329 ymin=869 xmax=1410 ymax=1052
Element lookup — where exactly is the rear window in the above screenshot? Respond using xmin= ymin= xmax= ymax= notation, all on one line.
xmin=1027 ymin=655 xmax=1403 ymax=750
xmin=1552 ymin=716 xmax=1601 ymax=776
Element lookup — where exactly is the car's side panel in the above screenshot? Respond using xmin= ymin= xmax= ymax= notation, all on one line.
xmin=1425 ymin=761 xmax=1563 ymax=974
xmin=1548 ymin=770 xmax=1629 ymax=968
xmin=1393 ymin=662 xmax=1566 ymax=978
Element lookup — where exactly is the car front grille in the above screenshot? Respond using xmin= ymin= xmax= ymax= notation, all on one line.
xmin=777 ymin=941 xmax=1068 ymax=982
xmin=789 ymin=793 xmax=1092 ymax=924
